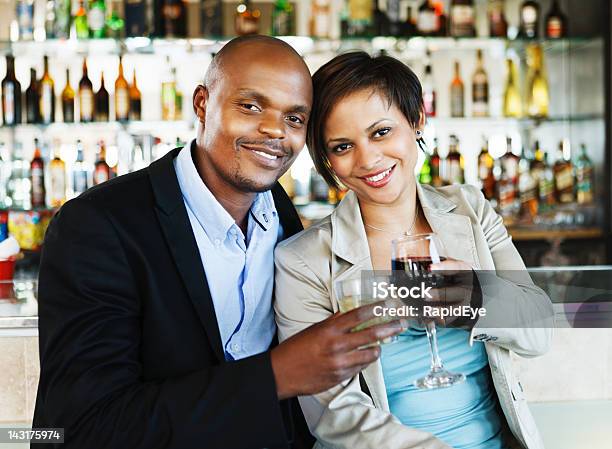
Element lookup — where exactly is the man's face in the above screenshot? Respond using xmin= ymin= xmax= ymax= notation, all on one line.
xmin=196 ymin=50 xmax=312 ymax=193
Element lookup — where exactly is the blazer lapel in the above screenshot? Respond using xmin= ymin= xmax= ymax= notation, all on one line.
xmin=149 ymin=148 xmax=225 ymax=362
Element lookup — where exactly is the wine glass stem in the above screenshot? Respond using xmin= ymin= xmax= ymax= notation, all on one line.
xmin=425 ymin=320 xmax=444 ymax=371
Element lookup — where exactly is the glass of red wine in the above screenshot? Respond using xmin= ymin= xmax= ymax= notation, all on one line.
xmin=391 ymin=233 xmax=466 ymax=389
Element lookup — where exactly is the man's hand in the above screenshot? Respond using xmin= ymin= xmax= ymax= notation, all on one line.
xmin=271 ymin=303 xmax=404 ymax=400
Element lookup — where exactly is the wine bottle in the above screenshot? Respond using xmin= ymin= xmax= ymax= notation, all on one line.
xmin=201 ymin=0 xmax=223 ymax=37
xmin=478 ymin=137 xmax=495 ymax=200
xmin=503 ymin=58 xmax=522 ymax=118
xmin=162 ymin=0 xmax=187 ymax=37
xmin=545 ymin=0 xmax=567 ymax=39
xmin=416 ymin=0 xmax=438 ymax=36
xmin=30 ymin=138 xmax=46 ymax=208
xmin=488 ymin=0 xmax=507 ymax=38
xmin=129 ymin=70 xmax=142 ymax=121
xmin=74 ymin=0 xmax=90 ymax=39
xmin=526 ymin=44 xmax=549 ymax=118
xmin=271 ymin=0 xmax=294 ymax=36
xmin=73 ymin=140 xmax=90 ymax=196
xmin=1 ymin=54 xmax=22 ymax=126
xmin=575 ymin=144 xmax=593 ymax=204
xmin=61 ymin=68 xmax=75 ymax=123
xmin=94 ymin=140 xmax=111 ymax=185
xmin=430 ymin=138 xmax=443 ymax=187
xmin=519 ymin=0 xmax=539 ymax=39
xmin=449 ymin=0 xmax=475 ymax=37
xmin=39 ymin=55 xmax=55 ymax=125
xmin=310 ymin=0 xmax=331 ymax=38
xmin=553 ymin=140 xmax=574 ymax=203
xmin=471 ymin=49 xmax=488 ymax=117
xmin=422 ymin=59 xmax=435 ymax=117
xmin=79 ymin=58 xmax=95 ymax=123
xmin=95 ymin=71 xmax=110 ymax=122
xmin=25 ymin=68 xmax=40 ymax=124
xmin=447 ymin=135 xmax=464 ymax=185
xmin=49 ymin=142 xmax=67 ymax=208
xmin=114 ymin=56 xmax=130 ymax=122
xmin=88 ymin=0 xmax=107 ymax=38
xmin=450 ymin=61 xmax=464 ymax=117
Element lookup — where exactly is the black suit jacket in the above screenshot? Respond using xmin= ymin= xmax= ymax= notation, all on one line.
xmin=33 ymin=147 xmax=314 ymax=449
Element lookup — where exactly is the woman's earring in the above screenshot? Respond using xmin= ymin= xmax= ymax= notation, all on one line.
xmin=415 ymin=130 xmax=427 ymax=152
xmin=416 ymin=129 xmax=423 ymax=138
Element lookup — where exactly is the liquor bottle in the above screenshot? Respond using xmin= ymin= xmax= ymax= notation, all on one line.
xmin=526 ymin=44 xmax=549 ymax=118
xmin=39 ymin=55 xmax=56 ymax=125
xmin=310 ymin=0 xmax=331 ymax=38
xmin=449 ymin=0 xmax=475 ymax=37
xmin=114 ymin=56 xmax=130 ymax=122
xmin=518 ymin=146 xmax=538 ymax=219
xmin=545 ymin=0 xmax=566 ymax=39
xmin=94 ymin=141 xmax=111 ymax=185
xmin=519 ymin=0 xmax=539 ymax=39
xmin=49 ymin=142 xmax=66 ymax=207
xmin=271 ymin=0 xmax=294 ymax=35
xmin=529 ymin=140 xmax=545 ymax=189
xmin=472 ymin=49 xmax=488 ymax=117
xmin=30 ymin=139 xmax=46 ymax=208
xmin=16 ymin=0 xmax=35 ymax=40
xmin=106 ymin=0 xmax=125 ymax=38
xmin=235 ymin=0 xmax=260 ymax=36
xmin=73 ymin=140 xmax=90 ymax=196
xmin=161 ymin=60 xmax=179 ymax=120
xmin=54 ymin=0 xmax=71 ymax=38
xmin=79 ymin=59 xmax=95 ymax=122
xmin=162 ymin=0 xmax=187 ymax=37
xmin=95 ymin=72 xmax=110 ymax=122
xmin=488 ymin=0 xmax=507 ymax=37
xmin=346 ymin=0 xmax=373 ymax=37
xmin=201 ymin=0 xmax=223 ymax=37
xmin=2 ymin=55 xmax=22 ymax=126
xmin=553 ymin=141 xmax=574 ymax=203
xmin=61 ymin=68 xmax=75 ymax=123
xmin=503 ymin=58 xmax=522 ymax=118
xmin=430 ymin=138 xmax=443 ymax=187
xmin=447 ymin=135 xmax=464 ymax=184
xmin=88 ymin=0 xmax=107 ymax=38
xmin=373 ymin=0 xmax=391 ymax=36
xmin=478 ymin=137 xmax=495 ymax=200
xmin=129 ymin=70 xmax=142 ymax=121
xmin=74 ymin=0 xmax=90 ymax=39
xmin=403 ymin=5 xmax=417 ymax=37
xmin=450 ymin=61 xmax=464 ymax=117
xmin=6 ymin=142 xmax=31 ymax=210
xmin=575 ymin=144 xmax=593 ymax=204
xmin=25 ymin=68 xmax=40 ymax=124
xmin=433 ymin=1 xmax=447 ymax=36
xmin=419 ymin=146 xmax=432 ymax=185
xmin=386 ymin=0 xmax=402 ymax=36
xmin=500 ymin=137 xmax=519 ymax=195
xmin=417 ymin=0 xmax=438 ymax=36
xmin=538 ymin=151 xmax=556 ymax=213
xmin=125 ymin=0 xmax=148 ymax=36
xmin=422 ymin=59 xmax=436 ymax=117
xmin=45 ymin=0 xmax=57 ymax=39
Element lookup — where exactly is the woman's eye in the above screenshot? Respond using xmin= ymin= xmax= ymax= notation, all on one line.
xmin=241 ymin=103 xmax=261 ymax=112
xmin=331 ymin=143 xmax=352 ymax=154
xmin=373 ymin=127 xmax=391 ymax=138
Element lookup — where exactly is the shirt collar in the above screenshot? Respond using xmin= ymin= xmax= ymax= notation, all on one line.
xmin=174 ymin=140 xmax=278 ymax=241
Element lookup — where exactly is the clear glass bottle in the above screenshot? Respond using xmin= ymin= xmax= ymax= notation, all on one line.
xmin=7 ymin=142 xmax=31 ymax=210
xmin=526 ymin=44 xmax=549 ymax=118
xmin=450 ymin=61 xmax=464 ymax=117
xmin=503 ymin=58 xmax=522 ymax=118
xmin=471 ymin=49 xmax=488 ymax=117
xmin=73 ymin=139 xmax=90 ymax=196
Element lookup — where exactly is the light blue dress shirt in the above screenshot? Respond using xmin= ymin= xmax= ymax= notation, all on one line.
xmin=174 ymin=142 xmax=281 ymax=361
xmin=381 ymin=327 xmax=504 ymax=449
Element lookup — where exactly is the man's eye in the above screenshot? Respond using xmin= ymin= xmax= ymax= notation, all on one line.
xmin=373 ymin=127 xmax=391 ymax=138
xmin=331 ymin=143 xmax=352 ymax=154
xmin=241 ymin=103 xmax=261 ymax=112
xmin=286 ymin=115 xmax=304 ymax=125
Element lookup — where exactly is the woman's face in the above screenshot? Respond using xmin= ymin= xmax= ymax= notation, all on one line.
xmin=324 ymin=88 xmax=421 ymax=206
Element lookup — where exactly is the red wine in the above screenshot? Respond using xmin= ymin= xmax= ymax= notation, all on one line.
xmin=392 ymin=256 xmax=454 ymax=289
xmin=392 ymin=256 xmax=446 ymax=273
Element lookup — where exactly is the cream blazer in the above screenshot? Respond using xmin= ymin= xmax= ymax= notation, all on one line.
xmin=274 ymin=183 xmax=553 ymax=449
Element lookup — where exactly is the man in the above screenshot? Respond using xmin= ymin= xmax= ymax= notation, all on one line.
xmin=33 ymin=36 xmax=402 ymax=449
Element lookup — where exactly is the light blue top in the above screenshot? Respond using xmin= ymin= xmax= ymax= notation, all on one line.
xmin=174 ymin=141 xmax=282 ymax=361
xmin=381 ymin=327 xmax=504 ymax=449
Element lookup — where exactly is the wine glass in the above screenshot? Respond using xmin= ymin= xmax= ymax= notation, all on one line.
xmin=391 ymin=233 xmax=466 ymax=389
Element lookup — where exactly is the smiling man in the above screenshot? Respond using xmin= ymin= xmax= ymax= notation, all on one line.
xmin=32 ymin=36 xmax=402 ymax=449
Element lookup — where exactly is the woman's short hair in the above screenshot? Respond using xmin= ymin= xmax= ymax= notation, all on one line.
xmin=307 ymin=51 xmax=424 ymax=189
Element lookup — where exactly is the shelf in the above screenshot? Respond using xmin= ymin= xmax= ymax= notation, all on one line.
xmin=427 ymin=115 xmax=605 ymax=128
xmin=0 ymin=120 xmax=196 ymax=134
xmin=508 ymin=227 xmax=604 ymax=241
xmin=0 ymin=36 xmax=604 ymax=58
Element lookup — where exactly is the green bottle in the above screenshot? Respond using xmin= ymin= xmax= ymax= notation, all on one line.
xmin=575 ymin=144 xmax=594 ymax=204
xmin=105 ymin=2 xmax=124 ymax=39
xmin=74 ymin=0 xmax=89 ymax=39
xmin=88 ymin=0 xmax=106 ymax=38
xmin=419 ymin=147 xmax=432 ymax=185
xmin=271 ymin=0 xmax=293 ymax=35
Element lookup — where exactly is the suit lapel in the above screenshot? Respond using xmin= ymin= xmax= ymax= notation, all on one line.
xmin=149 ymin=148 xmax=225 ymax=362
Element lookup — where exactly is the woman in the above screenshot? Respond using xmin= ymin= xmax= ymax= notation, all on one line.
xmin=274 ymin=52 xmax=553 ymax=449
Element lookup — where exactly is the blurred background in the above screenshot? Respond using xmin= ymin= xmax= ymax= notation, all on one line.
xmin=0 ymin=0 xmax=611 ymax=447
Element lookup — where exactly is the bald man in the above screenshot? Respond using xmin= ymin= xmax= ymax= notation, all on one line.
xmin=33 ymin=36 xmax=401 ymax=449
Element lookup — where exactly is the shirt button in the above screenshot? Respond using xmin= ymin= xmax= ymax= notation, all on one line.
xmin=214 ymin=238 xmax=221 ymax=246
xmin=231 ymin=343 xmax=240 ymax=352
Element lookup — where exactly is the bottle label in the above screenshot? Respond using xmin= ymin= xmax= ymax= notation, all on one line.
xmin=94 ymin=166 xmax=109 ymax=185
xmin=88 ymin=7 xmax=106 ymax=32
xmin=63 ymin=101 xmax=74 ymax=122
xmin=73 ymin=170 xmax=88 ymax=194
xmin=50 ymin=166 xmax=66 ymax=204
xmin=116 ymin=89 xmax=129 ymax=119
xmin=31 ymin=167 xmax=45 ymax=205
xmin=547 ymin=18 xmax=562 ymax=38
xmin=449 ymin=160 xmax=462 ymax=184
xmin=555 ymin=167 xmax=573 ymax=191
xmin=451 ymin=88 xmax=464 ymax=117
xmin=4 ymin=83 xmax=15 ymax=124
xmin=452 ymin=5 xmax=474 ymax=25
xmin=417 ymin=11 xmax=437 ymax=33
xmin=41 ymin=85 xmax=53 ymax=123
xmin=80 ymin=90 xmax=94 ymax=121
xmin=478 ymin=161 xmax=490 ymax=181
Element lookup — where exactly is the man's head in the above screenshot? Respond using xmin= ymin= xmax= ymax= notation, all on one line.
xmin=193 ymin=35 xmax=312 ymax=194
